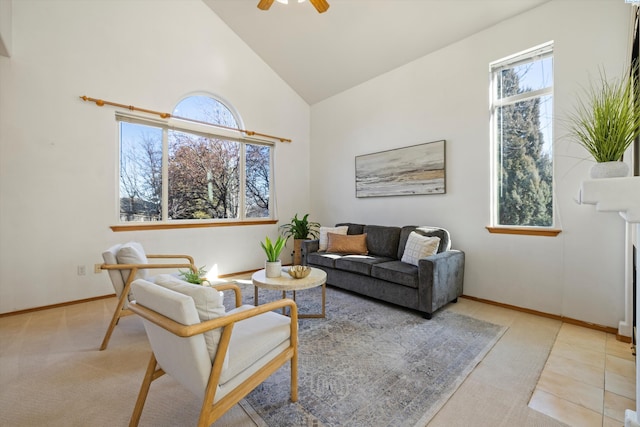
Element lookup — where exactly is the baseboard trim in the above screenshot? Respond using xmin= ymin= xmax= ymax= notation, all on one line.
xmin=0 ymin=294 xmax=117 ymax=318
xmin=0 ymin=285 xmax=631 ymax=344
xmin=460 ymin=294 xmax=630 ymax=342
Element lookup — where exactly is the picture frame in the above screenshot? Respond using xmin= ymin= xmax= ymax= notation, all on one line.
xmin=355 ymin=140 xmax=446 ymax=198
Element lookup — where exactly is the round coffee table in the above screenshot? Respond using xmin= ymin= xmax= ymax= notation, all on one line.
xmin=251 ymin=267 xmax=327 ymax=318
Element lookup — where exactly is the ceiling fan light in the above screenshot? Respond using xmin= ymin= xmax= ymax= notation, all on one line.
xmin=276 ymin=0 xmax=306 ymax=3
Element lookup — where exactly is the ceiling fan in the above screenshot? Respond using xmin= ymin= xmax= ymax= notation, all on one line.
xmin=257 ymin=0 xmax=330 ymax=14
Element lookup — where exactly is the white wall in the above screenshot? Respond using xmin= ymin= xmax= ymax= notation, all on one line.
xmin=310 ymin=0 xmax=633 ymax=328
xmin=0 ymin=0 xmax=311 ymax=313
xmin=0 ymin=0 xmax=11 ymax=57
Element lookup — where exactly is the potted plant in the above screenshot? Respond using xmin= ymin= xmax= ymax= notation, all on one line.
xmin=567 ymin=66 xmax=640 ymax=178
xmin=178 ymin=266 xmax=208 ymax=285
xmin=279 ymin=213 xmax=320 ymax=265
xmin=260 ymin=235 xmax=287 ymax=278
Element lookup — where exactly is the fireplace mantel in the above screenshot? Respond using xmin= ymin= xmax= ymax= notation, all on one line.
xmin=576 ymin=176 xmax=640 ymax=427
xmin=577 ymin=177 xmax=640 ymax=222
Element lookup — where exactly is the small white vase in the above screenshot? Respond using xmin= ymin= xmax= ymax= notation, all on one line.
xmin=265 ymin=260 xmax=282 ymax=278
xmin=590 ymin=161 xmax=629 ymax=179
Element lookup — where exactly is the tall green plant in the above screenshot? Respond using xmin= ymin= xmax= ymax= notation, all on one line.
xmin=260 ymin=236 xmax=286 ymax=262
xmin=279 ymin=213 xmax=320 ymax=240
xmin=568 ymin=66 xmax=640 ymax=162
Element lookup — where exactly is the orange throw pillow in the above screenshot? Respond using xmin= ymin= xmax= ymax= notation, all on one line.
xmin=326 ymin=233 xmax=368 ymax=255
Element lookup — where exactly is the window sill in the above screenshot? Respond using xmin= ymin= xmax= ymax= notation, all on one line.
xmin=485 ymin=226 xmax=562 ymax=237
xmin=110 ymin=219 xmax=277 ymax=232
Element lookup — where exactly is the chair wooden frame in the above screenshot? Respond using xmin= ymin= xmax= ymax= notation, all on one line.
xmin=99 ymin=254 xmax=197 ymax=350
xmin=128 ymin=283 xmax=298 ymax=427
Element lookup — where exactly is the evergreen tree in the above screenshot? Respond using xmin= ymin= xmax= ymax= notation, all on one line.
xmin=497 ymin=69 xmax=552 ymax=226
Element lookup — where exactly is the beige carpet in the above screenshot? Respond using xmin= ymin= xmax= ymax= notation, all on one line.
xmin=0 ymin=286 xmax=568 ymax=426
xmin=0 ymin=298 xmax=258 ymax=426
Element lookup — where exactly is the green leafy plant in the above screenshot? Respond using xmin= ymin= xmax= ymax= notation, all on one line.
xmin=178 ymin=265 xmax=207 ymax=285
xmin=568 ymin=66 xmax=640 ymax=162
xmin=260 ymin=236 xmax=287 ymax=262
xmin=279 ymin=213 xmax=320 ymax=240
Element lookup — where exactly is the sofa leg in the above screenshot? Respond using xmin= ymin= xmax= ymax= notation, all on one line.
xmin=422 ymin=312 xmax=432 ymax=320
xmin=451 ymin=297 xmax=458 ymax=303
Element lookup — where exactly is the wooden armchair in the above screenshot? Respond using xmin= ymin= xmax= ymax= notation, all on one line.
xmin=128 ymin=279 xmax=298 ymax=427
xmin=99 ymin=242 xmax=198 ymax=350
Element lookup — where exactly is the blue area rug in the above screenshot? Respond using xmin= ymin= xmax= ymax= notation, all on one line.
xmin=237 ymin=283 xmax=507 ymax=427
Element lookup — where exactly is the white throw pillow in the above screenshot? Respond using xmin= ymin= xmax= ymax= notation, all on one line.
xmin=116 ymin=241 xmax=149 ymax=281
xmin=153 ymin=274 xmax=226 ymax=363
xmin=401 ymin=232 xmax=441 ymax=266
xmin=319 ymin=226 xmax=348 ymax=251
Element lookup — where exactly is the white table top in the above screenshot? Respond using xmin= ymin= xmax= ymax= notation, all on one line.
xmin=252 ymin=267 xmax=327 ymax=291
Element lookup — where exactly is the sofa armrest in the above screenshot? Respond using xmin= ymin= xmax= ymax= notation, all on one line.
xmin=300 ymin=239 xmax=319 ymax=266
xmin=417 ymin=250 xmax=465 ymax=313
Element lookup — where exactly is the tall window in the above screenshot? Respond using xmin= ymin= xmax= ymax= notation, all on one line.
xmin=490 ymin=42 xmax=554 ymax=228
xmin=118 ymin=95 xmax=272 ymax=222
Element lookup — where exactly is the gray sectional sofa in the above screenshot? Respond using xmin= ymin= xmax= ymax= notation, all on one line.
xmin=301 ymin=223 xmax=465 ymax=319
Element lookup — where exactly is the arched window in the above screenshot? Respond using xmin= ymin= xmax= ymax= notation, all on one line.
xmin=118 ymin=94 xmax=272 ymax=224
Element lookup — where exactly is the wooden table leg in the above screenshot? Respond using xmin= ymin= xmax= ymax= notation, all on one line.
xmin=298 ymin=282 xmax=326 ymax=319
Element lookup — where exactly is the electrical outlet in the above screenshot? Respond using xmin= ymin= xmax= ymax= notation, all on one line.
xmin=94 ymin=263 xmax=103 ymax=274
xmin=77 ymin=265 xmax=86 ymax=276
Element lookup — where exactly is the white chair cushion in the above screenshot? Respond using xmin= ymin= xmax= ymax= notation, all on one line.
xmin=116 ymin=241 xmax=149 ymax=282
xmin=153 ymin=274 xmax=225 ymax=363
xmin=219 ymin=310 xmax=291 ymax=385
xmin=102 ymin=244 xmax=125 ymax=299
xmin=131 ymin=279 xmax=212 ymax=399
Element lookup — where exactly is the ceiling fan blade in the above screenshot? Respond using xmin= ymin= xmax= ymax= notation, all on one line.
xmin=309 ymin=0 xmax=330 ymax=13
xmin=257 ymin=0 xmax=275 ymax=11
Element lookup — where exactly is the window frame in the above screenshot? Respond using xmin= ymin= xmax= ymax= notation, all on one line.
xmin=114 ymin=110 xmax=276 ymax=230
xmin=488 ymin=41 xmax=561 ymax=236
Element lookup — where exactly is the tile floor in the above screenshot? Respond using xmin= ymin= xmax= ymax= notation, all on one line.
xmin=529 ymin=323 xmax=636 ymax=426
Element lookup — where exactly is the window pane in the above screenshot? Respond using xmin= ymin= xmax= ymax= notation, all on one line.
xmin=168 ymin=130 xmax=240 ymax=219
xmin=245 ymin=144 xmax=270 ymax=218
xmin=497 ymin=56 xmax=552 ymax=100
xmin=119 ymin=122 xmax=163 ymax=222
xmin=496 ymin=94 xmax=553 ymax=226
xmin=172 ymin=96 xmax=238 ymax=127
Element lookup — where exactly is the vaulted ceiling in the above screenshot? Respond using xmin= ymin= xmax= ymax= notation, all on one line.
xmin=204 ymin=0 xmax=551 ymax=104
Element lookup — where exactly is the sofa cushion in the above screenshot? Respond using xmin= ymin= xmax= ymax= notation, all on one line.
xmin=326 ymin=233 xmax=368 ymax=255
xmin=318 ymin=225 xmax=348 ymax=251
xmin=371 ymin=260 xmax=419 ymax=288
xmin=335 ymin=223 xmax=365 ymax=235
xmin=335 ymin=255 xmax=393 ymax=276
xmin=401 ymin=232 xmax=441 ymax=266
xmin=307 ymin=251 xmax=342 ymax=268
xmin=363 ymin=225 xmax=401 ymax=258
xmin=398 ymin=226 xmax=451 ymax=259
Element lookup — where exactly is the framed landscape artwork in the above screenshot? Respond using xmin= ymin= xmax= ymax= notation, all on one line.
xmin=355 ymin=140 xmax=446 ymax=198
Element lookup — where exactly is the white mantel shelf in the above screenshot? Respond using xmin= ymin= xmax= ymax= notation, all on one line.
xmin=576 ymin=176 xmax=640 ymax=427
xmin=576 ymin=177 xmax=640 ymax=222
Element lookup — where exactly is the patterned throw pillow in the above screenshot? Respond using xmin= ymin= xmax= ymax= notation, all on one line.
xmin=401 ymin=231 xmax=441 ymax=266
xmin=326 ymin=233 xmax=368 ymax=255
xmin=319 ymin=225 xmax=349 ymax=251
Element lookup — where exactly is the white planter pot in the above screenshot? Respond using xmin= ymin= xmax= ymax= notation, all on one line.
xmin=590 ymin=161 xmax=629 ymax=179
xmin=265 ymin=260 xmax=282 ymax=278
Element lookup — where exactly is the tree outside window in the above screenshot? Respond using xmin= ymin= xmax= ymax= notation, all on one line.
xmin=491 ymin=43 xmax=554 ymax=228
xmin=118 ymin=95 xmax=272 ymax=222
